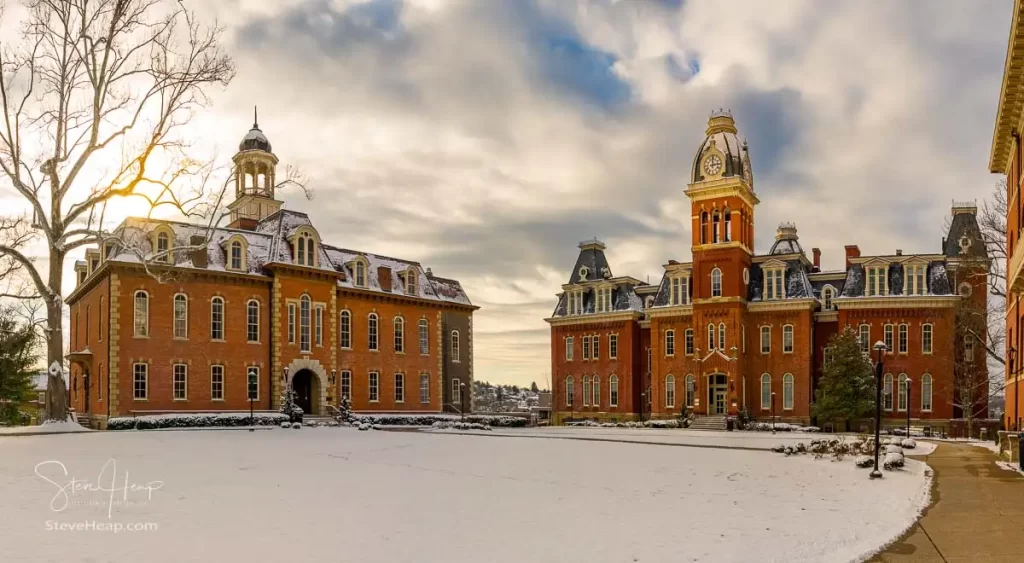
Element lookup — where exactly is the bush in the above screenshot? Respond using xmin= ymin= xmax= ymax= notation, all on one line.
xmin=854 ymin=456 xmax=874 ymax=468
xmin=107 ymin=412 xmax=288 ymax=430
xmin=744 ymin=422 xmax=820 ymax=433
xmin=431 ymin=421 xmax=492 ymax=431
xmin=281 ymin=422 xmax=291 ymax=429
xmin=885 ymin=444 xmax=903 ymax=455
xmin=883 ymin=452 xmax=905 ymax=470
xmin=901 ymin=438 xmax=916 ymax=449
xmin=353 ymin=414 xmax=528 ymax=428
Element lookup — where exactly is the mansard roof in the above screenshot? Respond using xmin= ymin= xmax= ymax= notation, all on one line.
xmin=551 ymin=281 xmax=645 ymax=318
xmin=747 ymin=259 xmax=815 ymax=301
xmin=838 ymin=260 xmax=953 ymax=298
xmin=943 ymin=205 xmax=989 ymax=261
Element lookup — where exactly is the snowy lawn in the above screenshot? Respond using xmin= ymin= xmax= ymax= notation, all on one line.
xmin=457 ymin=426 xmax=850 ymax=450
xmin=0 ymin=420 xmax=93 ymax=435
xmin=0 ymin=428 xmax=929 ymax=563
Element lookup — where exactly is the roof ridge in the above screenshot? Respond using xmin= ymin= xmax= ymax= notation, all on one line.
xmin=322 ymin=244 xmax=422 ymax=266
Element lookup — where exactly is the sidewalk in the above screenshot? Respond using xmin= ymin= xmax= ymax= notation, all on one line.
xmin=870 ymin=442 xmax=1024 ymax=563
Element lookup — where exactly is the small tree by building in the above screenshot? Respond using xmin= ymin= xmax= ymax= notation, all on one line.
xmin=0 ymin=308 xmax=38 ymax=425
xmin=530 ymin=381 xmax=539 ymax=393
xmin=813 ymin=327 xmax=875 ymax=430
xmin=279 ymin=385 xmax=303 ymax=423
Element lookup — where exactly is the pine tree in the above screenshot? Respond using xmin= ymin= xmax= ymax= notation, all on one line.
xmin=0 ymin=310 xmax=38 ymax=425
xmin=336 ymin=396 xmax=355 ymax=424
xmin=279 ymin=385 xmax=303 ymax=422
xmin=530 ymin=381 xmax=539 ymax=393
xmin=812 ymin=327 xmax=876 ymax=429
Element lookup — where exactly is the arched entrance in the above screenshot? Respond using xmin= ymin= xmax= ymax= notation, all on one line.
xmin=707 ymin=373 xmax=728 ymax=415
xmin=292 ymin=369 xmax=320 ymax=415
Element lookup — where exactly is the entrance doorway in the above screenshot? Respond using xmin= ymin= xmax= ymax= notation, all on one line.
xmin=292 ymin=369 xmax=318 ymax=415
xmin=708 ymin=373 xmax=727 ymax=415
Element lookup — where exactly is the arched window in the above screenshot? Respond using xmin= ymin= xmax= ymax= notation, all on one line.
xmin=451 ymin=330 xmax=460 ymax=362
xmin=609 ymin=375 xmax=619 ymax=407
xmin=783 ymin=374 xmax=794 ymax=410
xmin=295 ymin=232 xmax=316 ymax=267
xmin=700 ymin=211 xmax=709 ymax=244
xmin=173 ymin=294 xmax=188 ymax=339
xmin=718 ymin=322 xmax=726 ymax=351
xmin=922 ymin=324 xmax=933 ymax=354
xmin=724 ymin=209 xmax=732 ymax=241
xmin=297 ymin=236 xmax=305 ymax=266
xmin=339 ymin=310 xmax=352 ymax=349
xmin=565 ymin=376 xmax=574 ymax=407
xmin=665 ymin=375 xmax=676 ymax=407
xmin=592 ymin=375 xmax=600 ymax=407
xmin=368 ymin=313 xmax=379 ymax=351
xmin=685 ymin=374 xmax=695 ymax=407
xmin=883 ymin=373 xmax=894 ymax=411
xmin=707 ymin=323 xmax=715 ymax=351
xmin=156 ymin=232 xmax=170 ymax=262
xmin=299 ymin=295 xmax=311 ymax=352
xmin=133 ymin=291 xmax=149 ymax=337
xmin=418 ymin=319 xmax=429 ymax=355
xmin=711 ymin=268 xmax=722 ymax=297
xmin=582 ymin=376 xmax=591 ymax=407
xmin=246 ymin=299 xmax=259 ymax=343
xmin=712 ymin=210 xmax=720 ymax=243
xmin=230 ymin=241 xmax=243 ymax=271
xmin=822 ymin=285 xmax=835 ymax=311
xmin=898 ymin=373 xmax=908 ymax=411
xmin=355 ymin=260 xmax=366 ymax=287
xmin=760 ymin=374 xmax=771 ymax=410
xmin=394 ymin=316 xmax=405 ymax=353
xmin=208 ymin=297 xmax=225 ymax=340
xmin=921 ymin=373 xmax=933 ymax=411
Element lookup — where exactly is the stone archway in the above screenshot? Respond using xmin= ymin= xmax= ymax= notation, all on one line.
xmin=285 ymin=358 xmax=328 ymax=416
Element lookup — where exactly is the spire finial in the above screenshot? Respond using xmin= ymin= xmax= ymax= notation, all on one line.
xmin=253 ymin=105 xmax=258 ymax=129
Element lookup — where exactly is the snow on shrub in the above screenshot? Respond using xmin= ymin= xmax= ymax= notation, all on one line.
xmin=107 ymin=412 xmax=288 ymax=431
xmin=770 ymin=444 xmax=786 ymax=453
xmin=883 ymin=452 xmax=905 ymax=470
xmin=431 ymin=421 xmax=492 ymax=431
xmin=292 ymin=423 xmax=302 ymax=429
xmin=281 ymin=422 xmax=291 ymax=429
xmin=885 ymin=444 xmax=903 ymax=455
xmin=854 ymin=456 xmax=874 ymax=468
xmin=744 ymin=422 xmax=820 ymax=433
xmin=352 ymin=414 xmax=527 ymax=428
xmin=357 ymin=423 xmax=372 ymax=431
xmin=901 ymin=438 xmax=916 ymax=449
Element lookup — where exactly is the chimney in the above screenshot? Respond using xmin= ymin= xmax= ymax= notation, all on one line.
xmin=426 ymin=267 xmax=433 ymax=277
xmin=812 ymin=248 xmax=821 ymax=271
xmin=844 ymin=245 xmax=860 ymax=269
xmin=378 ymin=266 xmax=392 ymax=292
xmin=896 ymin=249 xmax=902 ymax=256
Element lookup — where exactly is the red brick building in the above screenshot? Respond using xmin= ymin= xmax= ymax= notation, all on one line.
xmin=65 ymin=120 xmax=476 ymax=428
xmin=548 ymin=112 xmax=987 ymax=432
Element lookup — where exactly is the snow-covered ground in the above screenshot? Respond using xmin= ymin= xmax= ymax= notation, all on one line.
xmin=0 ymin=428 xmax=929 ymax=563
xmin=0 ymin=420 xmax=92 ymax=435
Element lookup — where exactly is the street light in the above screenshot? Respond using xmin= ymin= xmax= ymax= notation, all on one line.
xmin=905 ymin=377 xmax=912 ymax=439
xmin=640 ymin=391 xmax=646 ymax=422
xmin=460 ymin=382 xmax=467 ymax=420
xmin=771 ymin=392 xmax=777 ymax=434
xmin=871 ymin=341 xmax=887 ymax=479
xmin=247 ymin=367 xmax=257 ymax=432
xmin=1010 ymin=347 xmax=1018 ymax=431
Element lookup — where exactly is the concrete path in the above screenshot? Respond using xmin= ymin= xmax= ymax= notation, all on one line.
xmin=870 ymin=442 xmax=1024 ymax=563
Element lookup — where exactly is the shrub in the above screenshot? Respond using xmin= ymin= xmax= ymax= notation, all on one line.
xmin=901 ymin=438 xmax=916 ymax=449
xmin=883 ymin=452 xmax=905 ymax=470
xmin=107 ymin=412 xmax=288 ymax=430
xmin=352 ymin=414 xmax=527 ymax=428
xmin=431 ymin=421 xmax=492 ymax=431
xmin=885 ymin=444 xmax=903 ymax=455
xmin=854 ymin=456 xmax=874 ymax=468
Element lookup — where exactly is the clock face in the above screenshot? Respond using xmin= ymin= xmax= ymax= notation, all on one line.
xmin=704 ymin=154 xmax=723 ymax=176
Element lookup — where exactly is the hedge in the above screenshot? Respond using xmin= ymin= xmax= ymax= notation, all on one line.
xmin=353 ymin=414 xmax=527 ymax=427
xmin=108 ymin=412 xmax=288 ymax=430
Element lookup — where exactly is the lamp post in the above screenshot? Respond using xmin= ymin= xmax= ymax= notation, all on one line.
xmin=906 ymin=377 xmax=912 ymax=439
xmin=640 ymin=391 xmax=646 ymax=422
xmin=460 ymin=382 xmax=467 ymax=420
xmin=771 ymin=392 xmax=776 ymax=434
xmin=871 ymin=341 xmax=887 ymax=479
xmin=1011 ymin=347 xmax=1018 ymax=431
xmin=247 ymin=367 xmax=256 ymax=431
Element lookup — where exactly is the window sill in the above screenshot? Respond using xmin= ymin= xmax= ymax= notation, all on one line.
xmin=211 ymin=339 xmax=226 ymax=343
xmin=396 ymin=400 xmax=405 ymax=404
xmin=340 ymin=347 xmax=352 ymax=351
xmin=133 ymin=398 xmax=148 ymax=402
xmin=173 ymin=337 xmax=188 ymax=341
xmin=173 ymin=398 xmax=188 ymax=402
xmin=248 ymin=341 xmax=261 ymax=345
xmin=369 ymin=400 xmax=380 ymax=404
xmin=134 ymin=335 xmax=150 ymax=340
xmin=395 ymin=351 xmax=406 ymax=355
xmin=212 ymin=398 xmax=225 ymax=402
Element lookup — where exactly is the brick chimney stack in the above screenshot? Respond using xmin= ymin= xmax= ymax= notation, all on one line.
xmin=812 ymin=248 xmax=821 ymax=271
xmin=844 ymin=245 xmax=861 ymax=269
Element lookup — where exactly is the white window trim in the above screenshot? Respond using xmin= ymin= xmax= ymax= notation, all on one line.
xmin=582 ymin=335 xmax=591 ymax=361
xmin=883 ymin=324 xmax=895 ymax=355
xmin=287 ymin=303 xmax=296 ymax=345
xmin=711 ymin=268 xmax=723 ymax=297
xmin=339 ymin=309 xmax=352 ymax=350
xmin=340 ymin=370 xmax=352 ymax=401
xmin=921 ymin=373 xmax=933 ymax=412
xmin=133 ymin=363 xmax=148 ymax=401
xmin=419 ymin=319 xmax=430 ymax=355
xmin=246 ymin=299 xmax=260 ymax=343
xmin=134 ymin=290 xmax=149 ymax=338
xmin=898 ymin=323 xmax=909 ymax=355
xmin=566 ymin=336 xmax=574 ymax=361
xmin=314 ymin=305 xmax=324 ymax=347
xmin=665 ymin=375 xmax=676 ymax=408
xmin=394 ymin=373 xmax=405 ymax=403
xmin=685 ymin=329 xmax=694 ymax=356
xmin=368 ymin=313 xmax=379 ymax=352
xmin=173 ymin=293 xmax=188 ymax=340
xmin=760 ymin=374 xmax=771 ymax=410
xmin=247 ymin=366 xmax=260 ymax=401
xmin=210 ymin=296 xmax=225 ymax=342
xmin=760 ymin=326 xmax=771 ymax=354
xmin=211 ymin=365 xmax=225 ymax=402
xmin=172 ymin=364 xmax=188 ymax=401
xmin=897 ymin=373 xmax=909 ymax=412
xmin=782 ymin=324 xmax=794 ymax=354
xmin=763 ymin=267 xmax=786 ymax=301
xmin=922 ymin=323 xmax=933 ymax=355
xmin=419 ymin=372 xmax=430 ymax=404
xmin=665 ymin=330 xmax=675 ymax=357
xmin=451 ymin=330 xmax=460 ymax=362
xmin=609 ymin=375 xmax=619 ymax=407
xmin=782 ymin=373 xmax=794 ymax=410
xmin=369 ymin=371 xmax=380 ymax=402
xmin=394 ymin=316 xmax=405 ymax=353
xmin=609 ymin=333 xmax=618 ymax=359
xmin=299 ymin=295 xmax=312 ymax=353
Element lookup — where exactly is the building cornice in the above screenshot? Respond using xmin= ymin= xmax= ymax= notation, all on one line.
xmin=690 ymin=240 xmax=753 ymax=255
xmin=991 ymin=0 xmax=1024 ymax=173
xmin=545 ymin=311 xmax=642 ymax=326
xmin=647 ymin=305 xmax=694 ymax=318
xmin=65 ymin=260 xmax=271 ymax=305
xmin=746 ymin=298 xmax=817 ymax=312
xmin=834 ymin=296 xmax=960 ymax=310
xmin=814 ymin=311 xmax=839 ymax=322
xmin=685 ymin=178 xmax=760 ymax=209
xmin=691 ymin=296 xmax=746 ymax=306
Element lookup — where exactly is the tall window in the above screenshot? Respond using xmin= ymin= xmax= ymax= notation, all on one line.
xmin=406 ymin=271 xmax=417 ymax=295
xmin=355 ymin=260 xmax=366 ymax=287
xmin=859 ymin=324 xmax=870 ymax=354
xmin=898 ymin=324 xmax=909 ymax=354
xmin=296 ymin=233 xmax=315 ymax=267
xmin=922 ymin=324 xmax=933 ymax=354
xmin=211 ymin=365 xmax=224 ymax=401
xmin=592 ymin=375 xmax=600 ymax=407
xmin=567 ymin=291 xmax=583 ymax=315
xmin=596 ymin=287 xmax=612 ymax=313
xmin=288 ymin=303 xmax=296 ymax=344
xmin=211 ymin=297 xmax=224 ymax=340
xmin=718 ymin=323 xmax=726 ymax=351
xmin=707 ymin=323 xmax=715 ymax=351
xmin=395 ymin=373 xmax=405 ymax=403
xmin=565 ymin=376 xmax=573 ymax=406
xmin=671 ymin=276 xmax=689 ymax=306
xmin=369 ymin=372 xmax=379 ymax=402
xmin=394 ymin=316 xmax=405 ymax=353
xmin=782 ymin=325 xmax=794 ymax=353
xmin=299 ymin=296 xmax=311 ymax=352
xmin=906 ymin=265 xmax=926 ymax=295
xmin=665 ymin=375 xmax=676 ymax=407
xmin=711 ymin=268 xmax=722 ymax=297
xmin=452 ymin=378 xmax=462 ymax=404
xmin=583 ymin=336 xmax=591 ymax=360
xmin=665 ymin=330 xmax=675 ymax=356
xmin=760 ymin=374 xmax=771 ymax=410
xmin=922 ymin=373 xmax=933 ymax=411
xmin=685 ymin=374 xmax=695 ymax=407
xmin=822 ymin=286 xmax=835 ymax=310
xmin=419 ymin=319 xmax=429 ymax=354
xmin=898 ymin=373 xmax=908 ymax=411
xmin=368 ymin=313 xmax=379 ymax=351
xmin=99 ymin=296 xmax=104 ymax=341
xmin=592 ymin=335 xmax=599 ymax=360
xmin=724 ymin=209 xmax=732 ymax=241
xmin=866 ymin=266 xmax=887 ymax=296
xmin=420 ymin=373 xmax=430 ymax=403
xmin=609 ymin=375 xmax=619 ymax=407
xmin=315 ymin=306 xmax=323 ymax=347
xmin=173 ymin=364 xmax=187 ymax=400
xmin=700 ymin=211 xmax=709 ymax=244
xmin=760 ymin=326 xmax=771 ymax=354
xmin=134 ymin=291 xmax=149 ymax=337
xmin=340 ymin=370 xmax=351 ymax=400
xmin=173 ymin=294 xmax=188 ymax=339
xmin=609 ymin=334 xmax=618 ymax=359
xmin=340 ymin=310 xmax=352 ymax=349
xmin=247 ymin=366 xmax=260 ymax=400
xmin=883 ymin=373 xmax=894 ymax=410
xmin=566 ymin=336 xmax=574 ymax=361
xmin=764 ymin=268 xmax=784 ymax=300
xmin=712 ymin=210 xmax=720 ymax=243
xmin=247 ymin=300 xmax=260 ymax=343
xmin=884 ymin=324 xmax=895 ymax=354
xmin=965 ymin=335 xmax=975 ymax=363
xmin=582 ymin=376 xmax=591 ymax=406
xmin=783 ymin=374 xmax=794 ymax=410
xmin=230 ymin=241 xmax=243 ymax=270
xmin=133 ymin=363 xmax=148 ymax=400
xmin=451 ymin=330 xmax=460 ymax=362
xmin=156 ymin=232 xmax=169 ymax=262
xmin=685 ymin=329 xmax=694 ymax=355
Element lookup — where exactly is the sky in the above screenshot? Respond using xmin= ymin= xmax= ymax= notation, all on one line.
xmin=3 ymin=0 xmax=1016 ymax=388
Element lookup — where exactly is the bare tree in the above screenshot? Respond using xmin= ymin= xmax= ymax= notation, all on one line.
xmin=950 ymin=295 xmax=995 ymax=437
xmin=0 ymin=0 xmax=235 ymax=420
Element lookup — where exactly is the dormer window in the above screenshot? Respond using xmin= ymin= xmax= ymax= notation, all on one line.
xmin=821 ymin=285 xmax=835 ymax=310
xmin=866 ymin=265 xmax=889 ymax=297
xmin=596 ymin=287 xmax=613 ymax=313
xmin=77 ymin=270 xmax=87 ymax=285
xmin=578 ymin=266 xmax=589 ymax=280
xmin=223 ymin=235 xmax=248 ymax=272
xmin=230 ymin=241 xmax=243 ymax=270
xmin=149 ymin=225 xmax=174 ymax=264
xmin=763 ymin=266 xmax=785 ymax=300
xmin=296 ymin=232 xmax=315 ymax=267
xmin=670 ymin=275 xmax=689 ymax=306
xmin=567 ymin=290 xmax=584 ymax=315
xmin=352 ymin=257 xmax=368 ymax=288
xmin=405 ymin=269 xmax=417 ymax=295
xmin=906 ymin=264 xmax=927 ymax=296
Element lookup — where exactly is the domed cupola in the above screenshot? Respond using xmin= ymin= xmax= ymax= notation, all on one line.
xmin=691 ymin=109 xmax=753 ymax=187
xmin=228 ymin=106 xmax=282 ymax=230
xmin=239 ymin=108 xmax=272 ymax=153
xmin=768 ymin=222 xmax=804 ymax=255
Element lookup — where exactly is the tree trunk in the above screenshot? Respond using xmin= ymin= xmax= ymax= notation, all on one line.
xmin=45 ymin=249 xmax=66 ymax=421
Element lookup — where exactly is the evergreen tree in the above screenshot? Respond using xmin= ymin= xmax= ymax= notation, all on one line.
xmin=530 ymin=381 xmax=539 ymax=393
xmin=812 ymin=327 xmax=876 ymax=429
xmin=0 ymin=310 xmax=38 ymax=425
xmin=279 ymin=384 xmax=303 ymax=422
